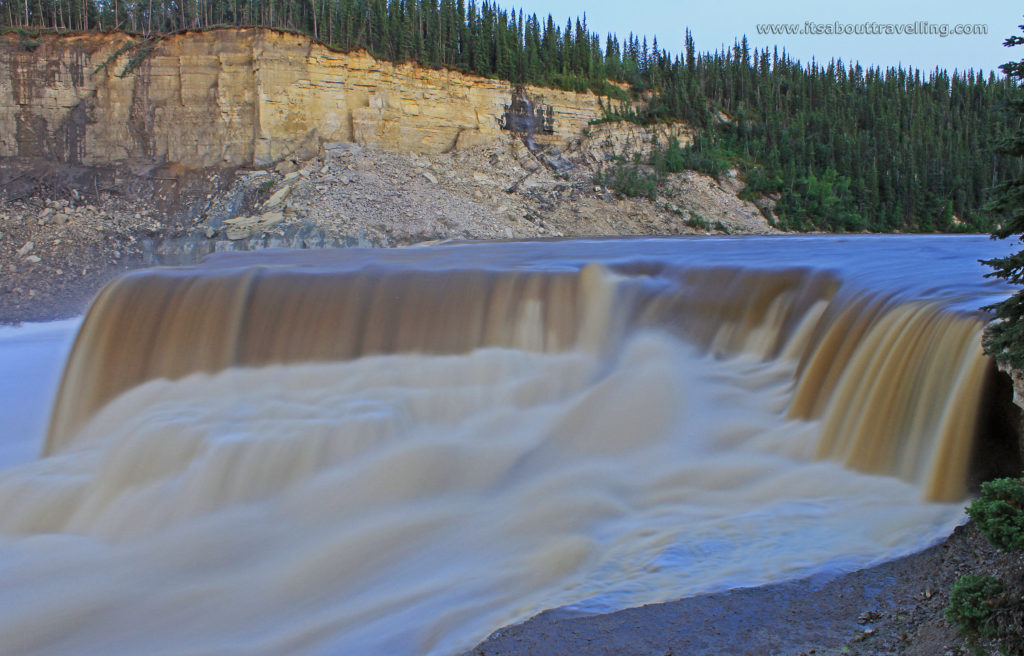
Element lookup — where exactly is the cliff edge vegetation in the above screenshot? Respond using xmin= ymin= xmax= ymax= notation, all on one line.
xmin=2 ymin=0 xmax=1021 ymax=232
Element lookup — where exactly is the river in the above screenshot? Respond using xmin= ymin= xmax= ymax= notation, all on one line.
xmin=0 ymin=234 xmax=1017 ymax=655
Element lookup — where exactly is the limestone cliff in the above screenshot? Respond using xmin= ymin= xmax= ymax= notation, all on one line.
xmin=0 ymin=28 xmax=615 ymax=169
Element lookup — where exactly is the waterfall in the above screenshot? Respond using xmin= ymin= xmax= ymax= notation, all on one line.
xmin=2 ymin=237 xmax=1015 ymax=656
xmin=46 ymin=253 xmax=995 ymax=501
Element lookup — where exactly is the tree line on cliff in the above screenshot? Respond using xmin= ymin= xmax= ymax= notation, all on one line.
xmin=1 ymin=0 xmax=1020 ymax=231
xmin=603 ymin=38 xmax=1019 ymax=232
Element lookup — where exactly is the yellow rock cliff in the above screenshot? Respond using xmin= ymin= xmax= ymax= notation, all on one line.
xmin=0 ymin=28 xmax=616 ymax=169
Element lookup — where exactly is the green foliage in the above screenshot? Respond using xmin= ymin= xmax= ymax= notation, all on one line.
xmin=2 ymin=26 xmax=39 ymax=39
xmin=590 ymin=81 xmax=629 ymax=102
xmin=3 ymin=26 xmax=41 ymax=49
xmin=946 ymin=572 xmax=1024 ymax=656
xmin=984 ymin=292 xmax=1024 ymax=368
xmin=117 ymin=37 xmax=161 ymax=77
xmin=90 ymin=36 xmax=163 ymax=78
xmin=596 ymin=135 xmax=743 ymax=205
xmin=92 ymin=40 xmax=136 ymax=76
xmin=592 ymin=100 xmax=647 ymax=126
xmin=776 ymin=169 xmax=866 ymax=232
xmin=948 ymin=476 xmax=1024 ymax=655
xmin=946 ymin=575 xmax=1004 ymax=643
xmin=951 ymin=30 xmax=1024 ymax=653
xmin=984 ymin=24 xmax=1024 ymax=367
xmin=1 ymin=0 xmax=1017 ymax=235
xmin=0 ymin=0 xmax=634 ymax=98
xmin=594 ymin=163 xmax=660 ymax=200
xmin=638 ymin=38 xmax=1018 ymax=232
xmin=664 ymin=134 xmax=734 ymax=180
xmin=685 ymin=210 xmax=708 ymax=230
xmin=650 ymin=136 xmax=687 ymax=174
xmin=968 ymin=476 xmax=1024 ymax=552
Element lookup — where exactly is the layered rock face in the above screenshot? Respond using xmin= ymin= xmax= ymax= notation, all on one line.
xmin=0 ymin=28 xmax=614 ymax=169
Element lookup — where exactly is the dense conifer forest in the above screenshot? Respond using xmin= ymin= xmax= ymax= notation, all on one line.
xmin=1 ymin=0 xmax=1019 ymax=231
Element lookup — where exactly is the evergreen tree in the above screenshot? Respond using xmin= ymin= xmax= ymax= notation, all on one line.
xmin=983 ymin=22 xmax=1024 ymax=366
xmin=0 ymin=0 xmax=1018 ymax=234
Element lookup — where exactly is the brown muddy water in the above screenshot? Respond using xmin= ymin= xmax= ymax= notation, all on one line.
xmin=0 ymin=235 xmax=1018 ymax=655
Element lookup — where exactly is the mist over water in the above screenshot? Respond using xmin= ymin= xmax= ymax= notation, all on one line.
xmin=0 ymin=236 xmax=1014 ymax=655
xmin=0 ymin=319 xmax=79 ymax=467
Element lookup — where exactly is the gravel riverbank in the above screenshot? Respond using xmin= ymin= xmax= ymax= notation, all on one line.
xmin=468 ymin=522 xmax=1013 ymax=656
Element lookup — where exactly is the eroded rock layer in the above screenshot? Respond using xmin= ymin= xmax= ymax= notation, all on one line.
xmin=0 ymin=28 xmax=613 ymax=168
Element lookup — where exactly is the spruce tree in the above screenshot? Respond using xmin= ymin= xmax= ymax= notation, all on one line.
xmin=983 ymin=22 xmax=1024 ymax=367
xmin=0 ymin=0 xmax=1018 ymax=233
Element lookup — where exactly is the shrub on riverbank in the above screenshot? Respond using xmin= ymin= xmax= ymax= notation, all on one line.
xmin=945 ymin=575 xmax=1005 ymax=643
xmin=969 ymin=477 xmax=1024 ymax=552
xmin=946 ymin=475 xmax=1024 ymax=656
xmin=593 ymin=136 xmax=731 ymax=204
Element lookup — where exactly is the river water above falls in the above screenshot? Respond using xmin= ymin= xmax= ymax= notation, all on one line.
xmin=0 ymin=235 xmax=1019 ymax=655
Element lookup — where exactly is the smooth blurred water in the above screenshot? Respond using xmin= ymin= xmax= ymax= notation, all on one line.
xmin=0 ymin=318 xmax=79 ymax=468
xmin=191 ymin=234 xmax=1014 ymax=307
xmin=0 ymin=235 xmax=1015 ymax=656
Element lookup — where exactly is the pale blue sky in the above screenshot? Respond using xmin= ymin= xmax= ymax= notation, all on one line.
xmin=508 ymin=0 xmax=1021 ymax=74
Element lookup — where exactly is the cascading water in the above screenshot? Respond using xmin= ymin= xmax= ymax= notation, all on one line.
xmin=0 ymin=235 xmax=1018 ymax=655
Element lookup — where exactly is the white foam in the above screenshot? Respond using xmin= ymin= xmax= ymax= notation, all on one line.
xmin=0 ymin=319 xmax=80 ymax=469
xmin=0 ymin=332 xmax=964 ymax=655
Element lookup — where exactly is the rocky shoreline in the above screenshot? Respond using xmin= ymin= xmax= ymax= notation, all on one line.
xmin=468 ymin=522 xmax=1014 ymax=656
